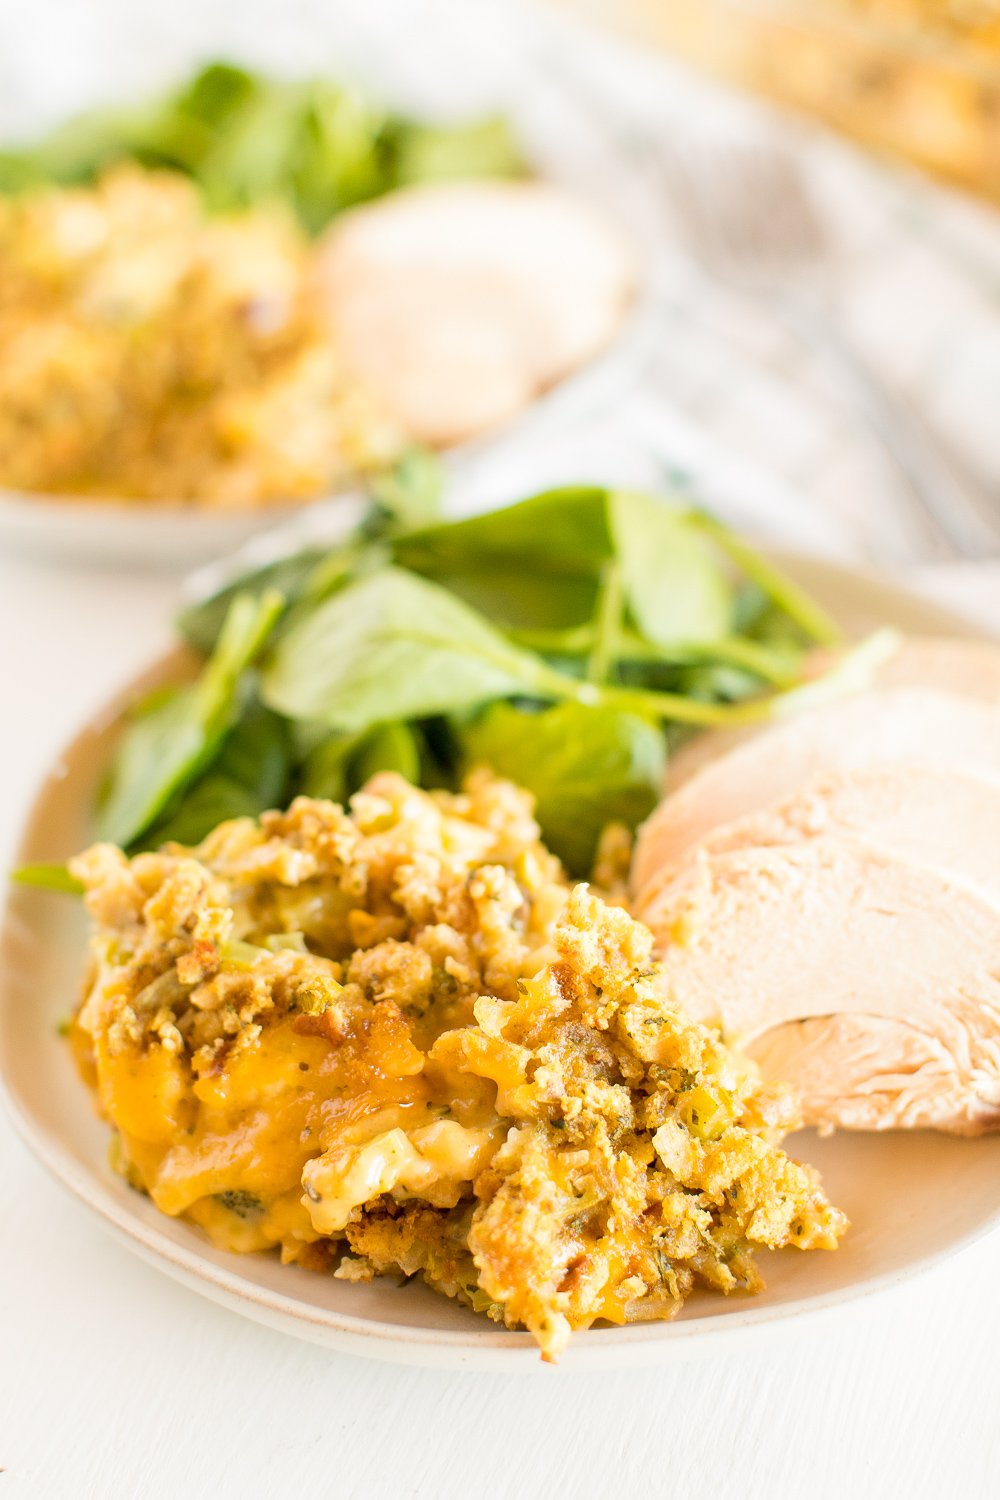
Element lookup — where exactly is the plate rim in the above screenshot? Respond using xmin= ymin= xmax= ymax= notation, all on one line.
xmin=3 ymin=548 xmax=1000 ymax=1369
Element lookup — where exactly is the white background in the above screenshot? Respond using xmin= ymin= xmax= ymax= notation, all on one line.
xmin=3 ymin=3 xmax=1000 ymax=1496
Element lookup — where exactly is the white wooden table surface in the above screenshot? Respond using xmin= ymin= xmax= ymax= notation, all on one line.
xmin=3 ymin=1 xmax=1000 ymax=1495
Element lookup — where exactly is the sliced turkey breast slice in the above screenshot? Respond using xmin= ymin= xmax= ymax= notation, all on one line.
xmin=632 ymin=687 xmax=1000 ymax=902
xmin=663 ymin=635 xmax=1000 ymax=795
xmin=314 ymin=181 xmax=635 ymax=447
xmin=637 ymin=837 xmax=1000 ymax=1134
xmin=692 ymin=763 xmax=1000 ymax=900
xmin=751 ymin=1015 xmax=996 ymax=1134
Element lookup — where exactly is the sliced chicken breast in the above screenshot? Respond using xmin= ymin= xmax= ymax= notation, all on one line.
xmin=315 ymin=181 xmax=635 ymax=447
xmin=637 ymin=837 xmax=1000 ymax=1134
xmin=632 ymin=687 xmax=1000 ymax=902
xmin=664 ymin=635 xmax=1000 ymax=794
xmin=693 ymin=763 xmax=1000 ymax=900
xmin=751 ymin=1014 xmax=985 ymax=1134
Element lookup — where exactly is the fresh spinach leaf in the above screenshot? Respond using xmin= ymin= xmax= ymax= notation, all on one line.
xmin=609 ymin=491 xmax=732 ymax=647
xmin=417 ymin=717 xmax=463 ymax=790
xmin=177 ymin=548 xmax=326 ymax=656
xmin=0 ymin=61 xmax=527 ymax=234
xmin=392 ymin=487 xmax=611 ymax=634
xmin=140 ymin=699 xmax=291 ymax=849
xmin=302 ymin=720 xmax=422 ymax=804
xmin=689 ymin=514 xmax=841 ymax=646
xmin=291 ymin=84 xmax=393 ymax=233
xmin=393 ymin=485 xmax=611 ymax=580
xmin=460 ymin=700 xmax=665 ymax=875
xmin=0 ymin=101 xmax=156 ymax=190
xmin=92 ymin=481 xmax=849 ymax=866
xmin=394 ymin=115 xmax=526 ymax=187
xmin=301 ymin=732 xmax=357 ymax=805
xmin=349 ymin=720 xmax=422 ymax=787
xmin=10 ymin=863 xmax=84 ymax=895
xmin=356 ymin=447 xmax=444 ymax=542
xmin=97 ymin=589 xmax=283 ymax=848
xmin=261 ymin=567 xmax=575 ymax=733
xmin=172 ymin=61 xmax=258 ymax=130
xmin=419 ymin=569 xmax=599 ymax=634
xmin=395 ymin=487 xmax=733 ymax=645
xmin=178 ymin=450 xmax=441 ymax=656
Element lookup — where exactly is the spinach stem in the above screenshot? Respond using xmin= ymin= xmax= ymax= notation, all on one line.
xmin=302 ymin=545 xmax=368 ymax=606
xmin=595 ymin=685 xmax=777 ymax=727
xmin=585 ymin=562 xmax=623 ymax=685
xmin=613 ymin=629 xmax=799 ymax=684
xmin=194 ymin=587 xmax=284 ymax=717
xmin=594 ymin=628 xmax=898 ymax=727
xmin=507 ymin=623 xmax=798 ymax=686
xmin=10 ymin=863 xmax=84 ymax=895
xmin=505 ymin=623 xmax=594 ymax=655
xmin=687 ymin=514 xmax=843 ymax=646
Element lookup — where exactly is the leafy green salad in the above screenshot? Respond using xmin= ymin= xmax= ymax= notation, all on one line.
xmin=42 ymin=470 xmax=890 ymax=881
xmin=0 ymin=60 xmax=525 ymax=232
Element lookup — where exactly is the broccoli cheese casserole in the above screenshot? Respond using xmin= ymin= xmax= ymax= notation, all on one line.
xmin=0 ymin=166 xmax=399 ymax=507
xmin=68 ymin=772 xmax=846 ymax=1358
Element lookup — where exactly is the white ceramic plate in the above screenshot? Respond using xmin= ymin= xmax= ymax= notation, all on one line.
xmin=0 ymin=58 xmax=659 ymax=572
xmin=3 ymin=553 xmax=1000 ymax=1369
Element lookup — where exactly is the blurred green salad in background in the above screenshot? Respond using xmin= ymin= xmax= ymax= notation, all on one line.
xmin=0 ymin=59 xmax=527 ymax=232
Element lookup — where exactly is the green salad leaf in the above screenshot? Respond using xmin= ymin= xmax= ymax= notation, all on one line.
xmin=91 ymin=483 xmax=856 ymax=871
xmin=177 ymin=447 xmax=443 ymax=656
xmin=356 ymin=446 xmax=444 ymax=542
xmin=11 ymin=863 xmax=84 ymax=895
xmin=0 ymin=61 xmax=527 ymax=233
xmin=395 ymin=487 xmax=734 ymax=646
xmin=177 ymin=548 xmax=326 ymax=657
xmin=394 ymin=488 xmax=609 ymax=633
xmin=394 ymin=115 xmax=526 ymax=187
xmin=349 ymin=721 xmax=422 ymax=787
xmin=97 ymin=589 xmax=283 ymax=849
xmin=139 ymin=699 xmax=291 ymax=849
xmin=689 ymin=514 xmax=841 ymax=647
xmin=461 ymin=701 xmax=666 ymax=874
xmin=608 ymin=491 xmax=732 ymax=647
xmin=303 ymin=720 xmax=422 ymax=804
xmin=261 ymin=568 xmax=579 ymax=732
xmin=300 ymin=732 xmax=357 ymax=805
xmin=395 ymin=485 xmax=611 ymax=582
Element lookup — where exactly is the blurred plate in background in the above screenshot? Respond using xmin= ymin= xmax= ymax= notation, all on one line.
xmin=0 ymin=43 xmax=660 ymax=570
